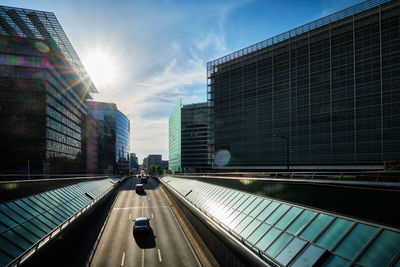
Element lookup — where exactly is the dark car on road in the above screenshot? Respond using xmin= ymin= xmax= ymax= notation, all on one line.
xmin=133 ymin=217 xmax=151 ymax=233
xmin=135 ymin=183 xmax=144 ymax=193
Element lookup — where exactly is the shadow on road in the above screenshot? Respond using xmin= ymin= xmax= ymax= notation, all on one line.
xmin=133 ymin=229 xmax=156 ymax=248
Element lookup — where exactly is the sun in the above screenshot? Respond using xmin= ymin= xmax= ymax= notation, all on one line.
xmin=81 ymin=48 xmax=119 ymax=89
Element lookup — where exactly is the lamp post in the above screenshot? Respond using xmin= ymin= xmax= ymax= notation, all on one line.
xmin=273 ymin=134 xmax=289 ymax=170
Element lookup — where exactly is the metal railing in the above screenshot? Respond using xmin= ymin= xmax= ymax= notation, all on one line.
xmin=172 ymin=171 xmax=400 ymax=184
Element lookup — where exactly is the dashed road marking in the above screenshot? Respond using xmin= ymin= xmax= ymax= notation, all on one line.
xmin=158 ymin=249 xmax=162 ymax=262
xmin=121 ymin=251 xmax=125 ymax=266
xmin=129 ymin=213 xmax=131 ymax=220
xmin=141 ymin=249 xmax=144 ymax=267
xmin=151 ymin=213 xmax=154 ymax=219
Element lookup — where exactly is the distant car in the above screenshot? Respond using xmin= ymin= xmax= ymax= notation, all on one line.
xmin=136 ymin=183 xmax=144 ymax=192
xmin=133 ymin=217 xmax=150 ymax=232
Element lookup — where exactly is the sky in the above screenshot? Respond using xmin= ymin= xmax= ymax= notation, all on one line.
xmin=4 ymin=0 xmax=362 ymax=163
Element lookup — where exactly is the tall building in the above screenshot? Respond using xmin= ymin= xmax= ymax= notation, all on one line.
xmin=129 ymin=152 xmax=139 ymax=170
xmin=169 ymin=101 xmax=182 ymax=172
xmin=208 ymin=0 xmax=400 ymax=170
xmin=86 ymin=114 xmax=98 ymax=175
xmin=0 ymin=5 xmax=97 ymax=174
xmin=168 ymin=101 xmax=210 ymax=172
xmin=87 ymin=101 xmax=130 ymax=174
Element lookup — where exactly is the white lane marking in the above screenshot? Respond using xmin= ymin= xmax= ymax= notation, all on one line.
xmin=141 ymin=249 xmax=144 ymax=267
xmin=151 ymin=213 xmax=154 ymax=219
xmin=157 ymin=249 xmax=162 ymax=262
xmin=129 ymin=213 xmax=131 ymax=220
xmin=121 ymin=251 xmax=125 ymax=266
xmin=113 ymin=206 xmax=168 ymax=210
xmin=148 ymin=197 xmax=150 ymax=201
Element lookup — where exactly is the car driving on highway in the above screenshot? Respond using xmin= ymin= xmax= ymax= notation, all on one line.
xmin=133 ymin=217 xmax=151 ymax=233
xmin=135 ymin=183 xmax=144 ymax=193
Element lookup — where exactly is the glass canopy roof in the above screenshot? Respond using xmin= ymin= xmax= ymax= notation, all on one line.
xmin=162 ymin=176 xmax=400 ymax=267
xmin=0 ymin=178 xmax=119 ymax=266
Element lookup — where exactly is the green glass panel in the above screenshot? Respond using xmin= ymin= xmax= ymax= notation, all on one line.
xmin=255 ymin=227 xmax=281 ymax=251
xmin=243 ymin=198 xmax=262 ymax=215
xmin=291 ymin=244 xmax=325 ymax=267
xmin=30 ymin=217 xmax=52 ymax=233
xmin=276 ymin=237 xmax=307 ymax=266
xmin=33 ymin=195 xmax=53 ymax=209
xmin=249 ymin=199 xmax=271 ymax=217
xmin=335 ymin=223 xmax=378 ymax=260
xmin=275 ymin=206 xmax=302 ymax=230
xmin=0 ymin=204 xmax=25 ymax=224
xmin=6 ymin=202 xmax=34 ymax=219
xmin=300 ymin=214 xmax=333 ymax=242
xmin=15 ymin=200 xmax=40 ymax=216
xmin=2 ymin=229 xmax=32 ymax=250
xmin=225 ymin=210 xmax=240 ymax=225
xmin=265 ymin=232 xmax=293 ymax=258
xmin=229 ymin=213 xmax=246 ymax=229
xmin=257 ymin=201 xmax=279 ymax=221
xmin=13 ymin=225 xmax=40 ymax=244
xmin=234 ymin=216 xmax=253 ymax=234
xmin=22 ymin=198 xmax=45 ymax=214
xmin=237 ymin=196 xmax=256 ymax=212
xmin=316 ymin=218 xmax=354 ymax=250
xmin=20 ymin=220 xmax=46 ymax=238
xmin=232 ymin=195 xmax=249 ymax=209
xmin=240 ymin=219 xmax=262 ymax=239
xmin=321 ymin=255 xmax=350 ymax=267
xmin=0 ymin=249 xmax=13 ymax=267
xmin=37 ymin=214 xmax=57 ymax=229
xmin=0 ymin=235 xmax=24 ymax=258
xmin=0 ymin=211 xmax=18 ymax=228
xmin=358 ymin=230 xmax=400 ymax=267
xmin=0 ymin=222 xmax=6 ymax=232
xmin=42 ymin=211 xmax=63 ymax=225
xmin=248 ymin=223 xmax=271 ymax=244
xmin=265 ymin=204 xmax=290 ymax=225
xmin=287 ymin=210 xmax=316 ymax=235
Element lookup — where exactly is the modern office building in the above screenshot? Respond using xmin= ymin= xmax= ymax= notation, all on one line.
xmin=0 ymin=5 xmax=97 ymax=174
xmin=129 ymin=152 xmax=139 ymax=171
xmin=168 ymin=101 xmax=210 ymax=172
xmin=87 ymin=101 xmax=130 ymax=174
xmin=169 ymin=101 xmax=182 ymax=172
xmin=207 ymin=0 xmax=400 ymax=170
xmin=86 ymin=114 xmax=98 ymax=175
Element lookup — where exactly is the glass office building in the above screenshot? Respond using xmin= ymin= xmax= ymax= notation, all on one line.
xmin=0 ymin=5 xmax=97 ymax=174
xmin=208 ymin=0 xmax=400 ymax=170
xmin=87 ymin=101 xmax=130 ymax=174
xmin=168 ymin=101 xmax=210 ymax=172
xmin=181 ymin=102 xmax=210 ymax=172
xmin=169 ymin=102 xmax=182 ymax=172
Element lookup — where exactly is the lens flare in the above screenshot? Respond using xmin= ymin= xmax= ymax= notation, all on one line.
xmin=34 ymin=41 xmax=50 ymax=53
xmin=214 ymin=150 xmax=231 ymax=167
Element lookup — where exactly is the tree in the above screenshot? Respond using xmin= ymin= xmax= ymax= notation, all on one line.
xmin=148 ymin=164 xmax=155 ymax=175
xmin=156 ymin=165 xmax=163 ymax=175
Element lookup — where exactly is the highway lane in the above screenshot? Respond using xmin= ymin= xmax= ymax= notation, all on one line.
xmin=89 ymin=177 xmax=200 ymax=267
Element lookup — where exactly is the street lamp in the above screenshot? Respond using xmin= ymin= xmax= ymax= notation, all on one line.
xmin=273 ymin=134 xmax=289 ymax=170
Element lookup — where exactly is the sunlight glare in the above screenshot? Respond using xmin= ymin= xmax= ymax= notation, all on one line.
xmin=82 ymin=48 xmax=119 ymax=89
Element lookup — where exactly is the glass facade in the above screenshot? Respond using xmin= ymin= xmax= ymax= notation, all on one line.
xmin=169 ymin=101 xmax=210 ymax=172
xmin=163 ymin=176 xmax=400 ymax=267
xmin=169 ymin=101 xmax=182 ymax=172
xmin=207 ymin=0 xmax=400 ymax=169
xmin=0 ymin=5 xmax=96 ymax=174
xmin=0 ymin=178 xmax=119 ymax=266
xmin=87 ymin=101 xmax=130 ymax=174
xmin=181 ymin=102 xmax=211 ymax=172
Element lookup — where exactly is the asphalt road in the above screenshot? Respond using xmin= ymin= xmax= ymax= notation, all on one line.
xmin=88 ymin=177 xmax=201 ymax=267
